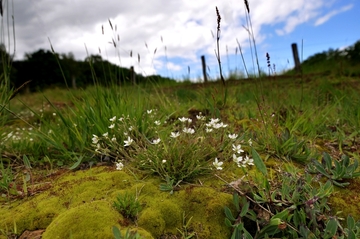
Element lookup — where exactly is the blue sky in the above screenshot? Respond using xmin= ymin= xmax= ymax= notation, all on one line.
xmin=5 ymin=0 xmax=360 ymax=81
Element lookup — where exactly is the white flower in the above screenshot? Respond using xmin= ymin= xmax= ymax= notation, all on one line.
xmin=213 ymin=158 xmax=223 ymax=170
xmin=116 ymin=161 xmax=124 ymax=170
xmin=111 ymin=136 xmax=117 ymax=142
xmin=124 ymin=136 xmax=134 ymax=147
xmin=205 ymin=128 xmax=213 ymax=133
xmin=92 ymin=134 xmax=99 ymax=144
xmin=162 ymin=160 xmax=166 ymax=164
xmin=108 ymin=124 xmax=115 ymax=129
xmin=237 ymin=162 xmax=247 ymax=168
xmin=233 ymin=154 xmax=243 ymax=164
xmin=103 ymin=132 xmax=109 ymax=138
xmin=228 ymin=133 xmax=238 ymax=140
xmin=196 ymin=114 xmax=205 ymax=120
xmin=118 ymin=117 xmax=124 ymax=122
xmin=232 ymin=144 xmax=244 ymax=154
xmin=170 ymin=131 xmax=180 ymax=138
xmin=109 ymin=116 xmax=117 ymax=122
xmin=147 ymin=109 xmax=153 ymax=114
xmin=183 ymin=127 xmax=195 ymax=134
xmin=53 ymin=113 xmax=56 ymax=116
xmin=210 ymin=118 xmax=220 ymax=124
xmin=248 ymin=139 xmax=253 ymax=146
xmin=128 ymin=126 xmax=133 ymax=131
xmin=154 ymin=120 xmax=161 ymax=126
xmin=152 ymin=138 xmax=161 ymax=144
xmin=243 ymin=155 xmax=254 ymax=166
xmin=178 ymin=117 xmax=190 ymax=122
xmin=213 ymin=122 xmax=227 ymax=129
xmin=95 ymin=143 xmax=102 ymax=153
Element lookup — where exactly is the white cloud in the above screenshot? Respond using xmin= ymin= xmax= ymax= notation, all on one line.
xmin=0 ymin=0 xmax=347 ymax=79
xmin=314 ymin=4 xmax=353 ymax=26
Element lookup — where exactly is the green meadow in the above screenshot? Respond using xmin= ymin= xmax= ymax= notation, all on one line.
xmin=1 ymin=74 xmax=360 ymax=238
xmin=1 ymin=2 xmax=360 ymax=238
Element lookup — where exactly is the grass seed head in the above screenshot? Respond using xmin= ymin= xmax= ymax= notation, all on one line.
xmin=244 ymin=0 xmax=250 ymax=13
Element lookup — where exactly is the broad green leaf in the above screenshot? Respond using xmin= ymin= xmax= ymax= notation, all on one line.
xmin=251 ymin=148 xmax=267 ymax=176
xmin=243 ymin=228 xmax=254 ymax=239
xmin=112 ymin=226 xmax=122 ymax=239
xmin=323 ymin=152 xmax=332 ymax=170
xmin=347 ymin=215 xmax=355 ymax=230
xmin=272 ymin=209 xmax=289 ymax=220
xmin=347 ymin=230 xmax=356 ymax=239
xmin=342 ymin=155 xmax=350 ymax=167
xmin=233 ymin=193 xmax=240 ymax=212
xmin=240 ymin=201 xmax=250 ymax=217
xmin=323 ymin=218 xmax=338 ymax=239
xmin=23 ymin=155 xmax=32 ymax=169
xmin=313 ymin=160 xmax=331 ymax=178
xmin=69 ymin=155 xmax=84 ymax=170
xmin=224 ymin=207 xmax=236 ymax=222
xmin=225 ymin=218 xmax=233 ymax=227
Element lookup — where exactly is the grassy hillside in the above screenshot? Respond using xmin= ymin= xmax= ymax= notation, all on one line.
xmin=285 ymin=40 xmax=360 ymax=77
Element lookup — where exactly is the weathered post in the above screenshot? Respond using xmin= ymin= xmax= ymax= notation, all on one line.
xmin=201 ymin=55 xmax=208 ymax=83
xmin=71 ymin=75 xmax=77 ymax=89
xmin=291 ymin=43 xmax=302 ymax=74
xmin=130 ymin=66 xmax=136 ymax=85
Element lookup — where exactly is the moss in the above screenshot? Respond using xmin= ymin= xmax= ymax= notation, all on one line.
xmin=3 ymin=163 xmax=360 ymax=239
xmin=329 ymin=178 xmax=360 ymax=222
xmin=0 ymin=166 xmax=135 ymax=237
xmin=157 ymin=200 xmax=182 ymax=229
xmin=118 ymin=227 xmax=154 ymax=239
xmin=42 ymin=200 xmax=118 ymax=239
xmin=138 ymin=209 xmax=166 ymax=238
xmin=176 ymin=187 xmax=233 ymax=239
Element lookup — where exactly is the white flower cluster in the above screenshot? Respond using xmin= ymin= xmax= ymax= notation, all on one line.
xmin=232 ymin=143 xmax=254 ymax=168
xmin=205 ymin=118 xmax=228 ymax=132
xmin=93 ymin=112 xmax=255 ymax=173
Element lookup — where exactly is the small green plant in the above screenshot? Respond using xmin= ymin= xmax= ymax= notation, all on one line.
xmin=0 ymin=220 xmax=18 ymax=238
xmin=159 ymin=176 xmax=178 ymax=194
xmin=176 ymin=212 xmax=196 ymax=239
xmin=112 ymin=226 xmax=144 ymax=239
xmin=308 ymin=152 xmax=360 ymax=187
xmin=113 ymin=192 xmax=142 ymax=221
xmin=0 ymin=162 xmax=15 ymax=197
xmin=223 ymin=161 xmax=360 ymax=238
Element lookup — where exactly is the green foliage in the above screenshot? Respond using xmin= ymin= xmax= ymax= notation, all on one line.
xmin=308 ymin=152 xmax=360 ymax=187
xmin=112 ymin=226 xmax=144 ymax=239
xmin=274 ymin=127 xmax=311 ymax=162
xmin=135 ymin=115 xmax=251 ymax=183
xmin=159 ymin=176 xmax=176 ymax=194
xmin=176 ymin=212 xmax=196 ymax=239
xmin=224 ymin=160 xmax=360 ymax=238
xmin=113 ymin=192 xmax=142 ymax=221
xmin=0 ymin=162 xmax=14 ymax=197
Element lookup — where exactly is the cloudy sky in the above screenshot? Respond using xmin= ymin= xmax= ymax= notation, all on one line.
xmin=2 ymin=0 xmax=360 ymax=81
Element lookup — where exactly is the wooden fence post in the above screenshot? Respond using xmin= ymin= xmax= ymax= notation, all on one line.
xmin=291 ymin=43 xmax=302 ymax=74
xmin=71 ymin=75 xmax=77 ymax=89
xmin=201 ymin=55 xmax=208 ymax=83
xmin=130 ymin=66 xmax=136 ymax=85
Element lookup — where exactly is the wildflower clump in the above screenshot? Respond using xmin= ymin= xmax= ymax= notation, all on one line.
xmin=90 ymin=110 xmax=254 ymax=185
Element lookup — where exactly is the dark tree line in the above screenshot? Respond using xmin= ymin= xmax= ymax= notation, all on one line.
xmin=0 ymin=47 xmax=174 ymax=92
xmin=303 ymin=40 xmax=360 ymax=66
